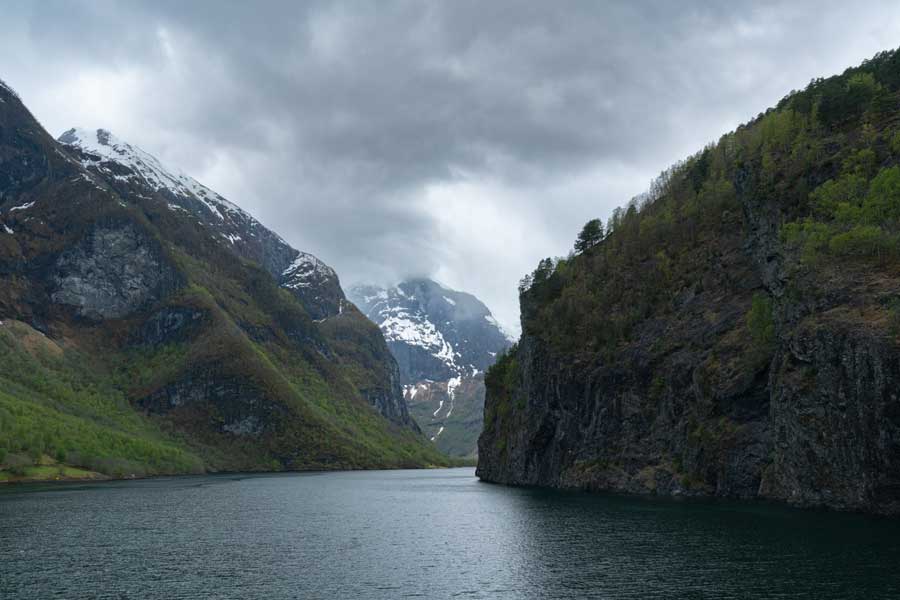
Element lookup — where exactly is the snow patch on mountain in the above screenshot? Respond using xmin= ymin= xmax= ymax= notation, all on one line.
xmin=381 ymin=312 xmax=459 ymax=370
xmin=58 ymin=128 xmax=343 ymax=310
xmin=59 ymin=128 xmax=245 ymax=222
xmin=282 ymin=253 xmax=337 ymax=289
xmin=8 ymin=201 xmax=35 ymax=212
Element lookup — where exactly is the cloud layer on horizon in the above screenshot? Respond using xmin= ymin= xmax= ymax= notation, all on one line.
xmin=2 ymin=1 xmax=900 ymax=333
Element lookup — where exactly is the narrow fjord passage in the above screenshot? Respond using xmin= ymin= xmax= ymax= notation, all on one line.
xmin=2 ymin=469 xmax=899 ymax=599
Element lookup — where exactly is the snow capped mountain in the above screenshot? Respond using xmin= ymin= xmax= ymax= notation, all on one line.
xmin=58 ymin=127 xmax=344 ymax=319
xmin=349 ymin=278 xmax=513 ymax=384
xmin=349 ymin=278 xmax=513 ymax=457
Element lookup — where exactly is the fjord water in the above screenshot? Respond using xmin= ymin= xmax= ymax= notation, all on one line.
xmin=1 ymin=469 xmax=899 ymax=599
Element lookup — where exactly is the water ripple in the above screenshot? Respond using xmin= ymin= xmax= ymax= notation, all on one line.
xmin=1 ymin=469 xmax=899 ymax=599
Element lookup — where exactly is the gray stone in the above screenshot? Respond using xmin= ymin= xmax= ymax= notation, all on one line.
xmin=52 ymin=222 xmax=179 ymax=320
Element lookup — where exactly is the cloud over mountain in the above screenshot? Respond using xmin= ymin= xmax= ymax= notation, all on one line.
xmin=3 ymin=1 xmax=900 ymax=332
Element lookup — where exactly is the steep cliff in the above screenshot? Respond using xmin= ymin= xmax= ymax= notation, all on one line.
xmin=0 ymin=80 xmax=441 ymax=479
xmin=478 ymin=49 xmax=900 ymax=514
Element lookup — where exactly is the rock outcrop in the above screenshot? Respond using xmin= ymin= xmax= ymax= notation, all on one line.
xmin=52 ymin=222 xmax=181 ymax=320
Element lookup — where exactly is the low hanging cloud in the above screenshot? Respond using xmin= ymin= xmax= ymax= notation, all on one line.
xmin=2 ymin=1 xmax=900 ymax=333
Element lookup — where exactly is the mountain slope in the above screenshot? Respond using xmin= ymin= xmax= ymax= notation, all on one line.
xmin=0 ymin=81 xmax=444 ymax=480
xmin=349 ymin=278 xmax=512 ymax=457
xmin=56 ymin=127 xmax=414 ymax=429
xmin=404 ymin=376 xmax=487 ymax=458
xmin=478 ymin=48 xmax=900 ymax=515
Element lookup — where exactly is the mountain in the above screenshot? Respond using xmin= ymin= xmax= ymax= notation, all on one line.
xmin=350 ymin=279 xmax=514 ymax=382
xmin=0 ymin=80 xmax=447 ymax=481
xmin=349 ymin=279 xmax=513 ymax=457
xmin=477 ymin=48 xmax=900 ymax=515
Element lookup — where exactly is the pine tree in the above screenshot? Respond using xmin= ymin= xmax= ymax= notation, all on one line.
xmin=532 ymin=257 xmax=555 ymax=284
xmin=574 ymin=218 xmax=604 ymax=253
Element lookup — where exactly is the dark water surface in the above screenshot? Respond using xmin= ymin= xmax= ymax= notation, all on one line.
xmin=1 ymin=468 xmax=899 ymax=599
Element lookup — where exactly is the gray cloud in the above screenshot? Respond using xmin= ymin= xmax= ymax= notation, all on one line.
xmin=2 ymin=1 xmax=900 ymax=332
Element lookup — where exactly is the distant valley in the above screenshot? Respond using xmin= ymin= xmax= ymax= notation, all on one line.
xmin=350 ymin=279 xmax=513 ymax=457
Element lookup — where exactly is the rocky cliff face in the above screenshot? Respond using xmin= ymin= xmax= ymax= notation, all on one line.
xmin=743 ymin=170 xmax=900 ymax=513
xmin=478 ymin=207 xmax=773 ymax=498
xmin=478 ymin=50 xmax=900 ymax=515
xmin=349 ymin=278 xmax=512 ymax=457
xmin=52 ymin=222 xmax=182 ymax=320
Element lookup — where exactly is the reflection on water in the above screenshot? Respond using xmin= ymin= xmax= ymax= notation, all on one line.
xmin=1 ymin=468 xmax=899 ymax=599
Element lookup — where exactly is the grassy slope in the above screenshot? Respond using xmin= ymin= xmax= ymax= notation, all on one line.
xmin=155 ymin=246 xmax=451 ymax=471
xmin=0 ymin=321 xmax=205 ymax=478
xmin=0 ymin=310 xmax=449 ymax=480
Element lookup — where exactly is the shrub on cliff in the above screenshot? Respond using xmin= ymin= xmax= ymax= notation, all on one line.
xmin=747 ymin=293 xmax=775 ymax=358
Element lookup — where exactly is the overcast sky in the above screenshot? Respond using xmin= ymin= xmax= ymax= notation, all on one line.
xmin=2 ymin=1 xmax=900 ymax=334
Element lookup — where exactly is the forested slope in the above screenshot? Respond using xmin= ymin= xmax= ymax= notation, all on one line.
xmin=478 ymin=48 xmax=900 ymax=515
